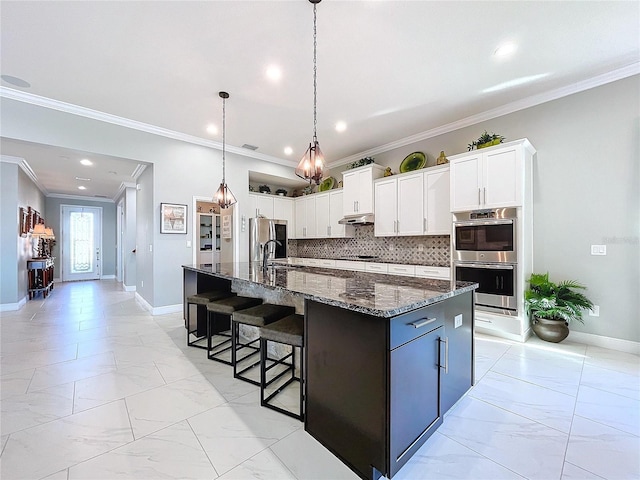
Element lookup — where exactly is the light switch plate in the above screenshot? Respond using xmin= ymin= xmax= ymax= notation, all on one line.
xmin=589 ymin=305 xmax=600 ymax=317
xmin=454 ymin=314 xmax=463 ymax=328
xmin=591 ymin=245 xmax=606 ymax=255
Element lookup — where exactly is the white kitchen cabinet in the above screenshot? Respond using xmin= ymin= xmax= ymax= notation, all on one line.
xmin=365 ymin=262 xmax=388 ymax=273
xmin=374 ymin=167 xmax=449 ymax=237
xmin=315 ymin=192 xmax=331 ymax=238
xmin=387 ymin=264 xmax=416 ymax=276
xmin=328 ymin=190 xmax=353 ymax=238
xmin=273 ymin=196 xmax=294 ymax=226
xmin=294 ymin=195 xmax=317 ymax=239
xmin=449 ymin=139 xmax=535 ymax=212
xmin=423 ymin=166 xmax=451 ymax=235
xmin=342 ymin=164 xmax=385 ymax=216
xmin=414 ymin=265 xmax=450 ymax=280
xmin=248 ymin=192 xmax=274 ymax=218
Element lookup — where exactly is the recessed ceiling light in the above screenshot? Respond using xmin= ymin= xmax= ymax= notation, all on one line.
xmin=80 ymin=159 xmax=93 ymax=166
xmin=494 ymin=42 xmax=518 ymax=58
xmin=266 ymin=65 xmax=282 ymax=81
xmin=1 ymin=75 xmax=31 ymax=88
xmin=75 ymin=176 xmax=91 ymax=181
xmin=206 ymin=124 xmax=218 ymax=135
xmin=482 ymin=73 xmax=550 ymax=93
xmin=78 ymin=186 xmax=87 ymax=190
xmin=335 ymin=121 xmax=347 ymax=133
xmin=284 ymin=146 xmax=293 ymax=156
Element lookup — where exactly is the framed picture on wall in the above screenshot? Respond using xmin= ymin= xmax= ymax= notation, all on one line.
xmin=160 ymin=203 xmax=187 ymax=234
xmin=19 ymin=207 xmax=28 ymax=236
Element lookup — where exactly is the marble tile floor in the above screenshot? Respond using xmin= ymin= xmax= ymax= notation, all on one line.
xmin=1 ymin=280 xmax=638 ymax=480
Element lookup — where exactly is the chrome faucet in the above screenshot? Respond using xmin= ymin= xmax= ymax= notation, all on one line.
xmin=262 ymin=239 xmax=282 ymax=271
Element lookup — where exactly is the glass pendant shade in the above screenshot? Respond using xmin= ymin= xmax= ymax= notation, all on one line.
xmin=295 ymin=139 xmax=325 ymax=185
xmin=214 ymin=182 xmax=237 ymax=209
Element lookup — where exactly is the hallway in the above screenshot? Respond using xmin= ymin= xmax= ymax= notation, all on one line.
xmin=1 ymin=280 xmax=638 ymax=479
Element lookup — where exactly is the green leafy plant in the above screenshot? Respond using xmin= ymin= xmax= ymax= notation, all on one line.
xmin=524 ymin=273 xmax=594 ymax=324
xmin=468 ymin=131 xmax=505 ymax=151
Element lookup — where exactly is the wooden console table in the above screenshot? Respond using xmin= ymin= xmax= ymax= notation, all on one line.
xmin=27 ymin=257 xmax=55 ymax=299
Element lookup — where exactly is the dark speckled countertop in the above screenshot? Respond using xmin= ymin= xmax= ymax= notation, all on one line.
xmin=184 ymin=263 xmax=476 ymax=318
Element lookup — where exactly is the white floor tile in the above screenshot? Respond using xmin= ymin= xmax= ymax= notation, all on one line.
xmin=217 ymin=448 xmax=297 ymax=480
xmin=73 ymin=363 xmax=166 ymax=412
xmin=470 ymin=370 xmax=576 ymax=433
xmin=575 ymin=385 xmax=640 ymax=436
xmin=270 ymin=428 xmax=359 ymax=480
xmin=0 ymin=400 xmax=133 ymax=479
xmin=0 ymin=343 xmax=78 ymax=376
xmin=28 ymin=351 xmax=117 ymax=392
xmin=580 ymin=363 xmax=640 ymax=401
xmin=125 ymin=374 xmax=227 ymax=438
xmin=565 ymin=415 xmax=640 ymax=479
xmin=584 ymin=346 xmax=640 ymax=377
xmin=188 ymin=399 xmax=301 ymax=475
xmin=392 ymin=431 xmax=525 ymax=480
xmin=68 ymin=420 xmax=216 ymax=479
xmin=0 ymin=368 xmax=34 ymax=399
xmin=1 ymin=382 xmax=75 ymax=435
xmin=42 ymin=469 xmax=69 ymax=480
xmin=438 ymin=396 xmax=568 ymax=480
xmin=561 ymin=462 xmax=606 ymax=479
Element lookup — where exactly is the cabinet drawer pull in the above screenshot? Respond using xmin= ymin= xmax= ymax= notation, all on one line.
xmin=410 ymin=317 xmax=436 ymax=329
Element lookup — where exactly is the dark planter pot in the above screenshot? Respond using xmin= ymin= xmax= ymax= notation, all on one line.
xmin=532 ymin=317 xmax=569 ymax=343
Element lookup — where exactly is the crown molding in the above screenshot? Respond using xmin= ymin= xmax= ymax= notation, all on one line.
xmin=131 ymin=164 xmax=147 ymax=180
xmin=1 ymin=154 xmax=49 ymax=195
xmin=328 ymin=62 xmax=640 ymax=168
xmin=47 ymin=193 xmax=115 ymax=203
xmin=114 ymin=181 xmax=137 ymax=201
xmin=0 ymin=87 xmax=297 ymax=168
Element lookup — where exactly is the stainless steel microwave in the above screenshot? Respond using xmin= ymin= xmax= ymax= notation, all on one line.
xmin=453 ymin=208 xmax=517 ymax=263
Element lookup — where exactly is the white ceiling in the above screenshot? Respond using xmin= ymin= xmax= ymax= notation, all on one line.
xmin=1 ymin=0 xmax=638 ymax=199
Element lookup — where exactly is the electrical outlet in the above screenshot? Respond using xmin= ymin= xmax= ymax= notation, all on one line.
xmin=417 ymin=244 xmax=425 ymax=252
xmin=186 ymin=240 xmax=192 ymax=248
xmin=141 ymin=280 xmax=144 ymax=288
xmin=591 ymin=245 xmax=606 ymax=255
xmin=454 ymin=314 xmax=463 ymax=328
xmin=589 ymin=305 xmax=600 ymax=317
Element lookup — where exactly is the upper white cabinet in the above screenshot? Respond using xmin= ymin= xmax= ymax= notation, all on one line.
xmin=295 ymin=190 xmax=353 ymax=239
xmin=342 ymin=164 xmax=385 ymax=216
xmin=249 ymin=192 xmax=295 ymax=236
xmin=294 ymin=195 xmax=317 ymax=239
xmin=449 ymin=139 xmax=535 ymax=212
xmin=374 ymin=165 xmax=450 ymax=237
xmin=423 ymin=167 xmax=451 ymax=235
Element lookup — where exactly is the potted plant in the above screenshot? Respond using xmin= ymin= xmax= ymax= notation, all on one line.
xmin=524 ymin=273 xmax=594 ymax=343
xmin=275 ymin=188 xmax=288 ymax=196
xmin=468 ymin=131 xmax=505 ymax=151
xmin=258 ymin=184 xmax=271 ymax=194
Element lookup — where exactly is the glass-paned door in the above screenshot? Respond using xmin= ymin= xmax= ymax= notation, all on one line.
xmin=61 ymin=206 xmax=102 ymax=281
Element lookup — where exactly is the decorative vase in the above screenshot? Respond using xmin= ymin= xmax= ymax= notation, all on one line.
xmin=436 ymin=151 xmax=448 ymax=165
xmin=531 ymin=317 xmax=569 ymax=343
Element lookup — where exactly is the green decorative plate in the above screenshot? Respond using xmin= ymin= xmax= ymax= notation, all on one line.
xmin=318 ymin=176 xmax=335 ymax=192
xmin=399 ymin=152 xmax=426 ymax=173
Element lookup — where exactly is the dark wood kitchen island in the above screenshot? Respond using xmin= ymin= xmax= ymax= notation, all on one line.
xmin=183 ymin=263 xmax=477 ymax=480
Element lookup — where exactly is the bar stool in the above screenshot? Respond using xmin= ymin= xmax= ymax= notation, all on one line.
xmin=186 ymin=290 xmax=234 ymax=349
xmin=206 ymin=296 xmax=263 ymax=365
xmin=231 ymin=304 xmax=295 ymax=385
xmin=259 ymin=314 xmax=304 ymax=421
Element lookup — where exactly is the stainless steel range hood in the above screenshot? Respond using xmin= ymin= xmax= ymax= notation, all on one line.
xmin=338 ymin=214 xmax=374 ymax=226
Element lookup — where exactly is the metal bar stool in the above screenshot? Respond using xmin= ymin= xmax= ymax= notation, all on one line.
xmin=259 ymin=314 xmax=304 ymax=421
xmin=186 ymin=290 xmax=234 ymax=349
xmin=206 ymin=296 xmax=263 ymax=365
xmin=232 ymin=304 xmax=295 ymax=385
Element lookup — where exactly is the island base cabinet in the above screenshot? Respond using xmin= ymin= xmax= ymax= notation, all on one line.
xmin=305 ymin=300 xmax=449 ymax=480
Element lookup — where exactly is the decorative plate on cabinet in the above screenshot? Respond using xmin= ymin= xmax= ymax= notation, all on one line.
xmin=399 ymin=152 xmax=426 ymax=173
xmin=318 ymin=176 xmax=335 ymax=191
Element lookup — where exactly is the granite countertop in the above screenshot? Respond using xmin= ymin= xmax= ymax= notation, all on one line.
xmin=184 ymin=263 xmax=476 ymax=318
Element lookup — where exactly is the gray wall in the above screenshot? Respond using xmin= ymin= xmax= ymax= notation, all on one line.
xmin=124 ymin=187 xmax=137 ymax=287
xmin=44 ymin=197 xmax=117 ymax=277
xmin=334 ymin=75 xmax=640 ymax=342
xmin=136 ymin=165 xmax=154 ymax=302
xmin=0 ymin=161 xmax=46 ymax=305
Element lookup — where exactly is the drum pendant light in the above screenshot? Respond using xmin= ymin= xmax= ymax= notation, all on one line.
xmin=214 ymin=91 xmax=237 ymax=208
xmin=295 ymin=0 xmax=325 ymax=185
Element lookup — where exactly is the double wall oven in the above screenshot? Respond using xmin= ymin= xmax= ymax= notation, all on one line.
xmin=453 ymin=208 xmax=518 ymax=316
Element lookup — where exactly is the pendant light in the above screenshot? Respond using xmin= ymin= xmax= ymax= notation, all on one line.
xmin=295 ymin=0 xmax=325 ymax=185
xmin=214 ymin=91 xmax=237 ymax=208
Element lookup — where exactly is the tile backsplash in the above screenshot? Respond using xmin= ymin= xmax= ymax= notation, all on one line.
xmin=288 ymin=225 xmax=450 ymax=267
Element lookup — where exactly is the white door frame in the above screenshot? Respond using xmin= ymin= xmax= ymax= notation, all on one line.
xmin=60 ymin=205 xmax=103 ymax=281
xmin=116 ymin=200 xmax=123 ymax=283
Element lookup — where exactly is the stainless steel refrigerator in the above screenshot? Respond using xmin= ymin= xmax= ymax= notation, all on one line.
xmin=249 ymin=217 xmax=288 ymax=264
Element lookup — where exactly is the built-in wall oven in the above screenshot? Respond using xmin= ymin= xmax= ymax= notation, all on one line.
xmin=453 ymin=208 xmax=518 ymax=315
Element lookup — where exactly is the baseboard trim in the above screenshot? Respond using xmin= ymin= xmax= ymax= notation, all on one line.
xmin=0 ymin=296 xmax=27 ymax=312
xmin=133 ymin=293 xmax=181 ymax=316
xmin=568 ymin=331 xmax=640 ymax=355
xmin=122 ymin=284 xmax=136 ymax=292
xmin=101 ymin=275 xmax=116 ymax=279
